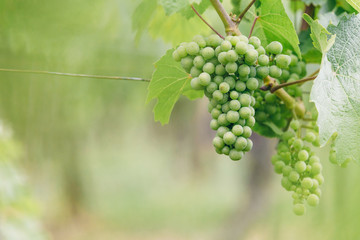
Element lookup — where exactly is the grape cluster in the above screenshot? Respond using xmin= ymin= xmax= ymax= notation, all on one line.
xmin=271 ymin=119 xmax=323 ymax=215
xmin=253 ymin=51 xmax=307 ymax=135
xmin=173 ymin=34 xmax=276 ymax=160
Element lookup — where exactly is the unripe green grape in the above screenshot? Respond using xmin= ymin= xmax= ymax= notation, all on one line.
xmin=238 ymin=35 xmax=248 ymax=43
xmin=305 ymin=132 xmax=316 ymax=143
xmin=229 ymin=100 xmax=241 ymax=111
xmin=246 ymin=116 xmax=255 ymax=127
xmin=235 ymin=81 xmax=246 ymax=92
xmin=206 ymin=82 xmax=218 ymax=94
xmin=289 ymin=171 xmax=300 ymax=182
xmin=190 ymin=66 xmax=202 ymax=77
xmin=311 ymin=179 xmax=319 ymax=190
xmin=226 ymin=50 xmax=239 ymax=62
xmin=266 ymin=41 xmax=283 ymax=54
xmin=313 ymin=188 xmax=322 ymax=197
xmin=213 ymin=136 xmax=225 ymax=149
xmin=203 ymin=62 xmax=215 ymax=74
xmin=290 ymin=120 xmax=300 ymax=130
xmin=235 ymin=41 xmax=248 ymax=55
xmin=271 ymin=154 xmax=280 ymax=165
xmin=213 ymin=90 xmax=224 ymax=101
xmin=245 ymin=49 xmax=258 ymax=65
xmin=235 ymin=137 xmax=247 ymax=150
xmin=238 ymin=64 xmax=250 ymax=77
xmin=295 ymin=161 xmax=307 ymax=173
xmin=282 ymin=166 xmax=292 ymax=176
xmin=190 ymin=77 xmax=203 ymax=90
xmin=226 ymin=62 xmax=238 ymax=73
xmin=242 ymin=126 xmax=252 ymax=138
xmin=222 ymin=146 xmax=230 ymax=155
xmin=289 ymin=54 xmax=298 ymax=66
xmin=281 ymin=131 xmax=295 ymax=141
xmin=246 ymin=77 xmax=259 ymax=90
xmin=289 ymin=73 xmax=300 ymax=80
xmin=230 ymin=91 xmax=239 ymax=100
xmin=172 ymin=50 xmax=181 ymax=62
xmin=230 ymin=36 xmax=240 ymax=46
xmin=177 ymin=45 xmax=187 ymax=58
xmin=215 ymin=147 xmax=222 ymax=154
xmin=256 ymin=46 xmax=266 ymax=55
xmin=217 ymin=126 xmax=229 ymax=137
xmin=193 ymin=55 xmax=205 ymax=69
xmin=222 ymin=102 xmax=230 ymax=113
xmin=307 ymin=194 xmax=319 ymax=207
xmin=221 ymin=40 xmax=232 ymax=51
xmin=232 ymin=125 xmax=243 ymax=136
xmin=301 ymin=177 xmax=313 ymax=189
xmin=219 ymin=82 xmax=230 ymax=94
xmin=193 ymin=35 xmax=206 ymax=48
xmin=239 ymin=107 xmax=251 ymax=119
xmin=210 ymin=119 xmax=219 ymax=130
xmin=292 ymin=139 xmax=303 ymax=151
xmin=218 ymin=113 xmax=229 ymax=126
xmin=290 ymin=65 xmax=302 ymax=75
xmin=279 ymin=69 xmax=290 ymax=81
xmin=274 ymin=161 xmax=285 ymax=174
xmin=218 ymin=93 xmax=229 ymax=104
xmin=249 ymin=66 xmax=257 ymax=77
xmin=243 ymin=139 xmax=253 ymax=152
xmin=293 ymin=203 xmax=305 ymax=216
xmin=211 ymin=108 xmax=221 ymax=119
xmin=256 ymin=66 xmax=269 ymax=78
xmin=275 ymin=54 xmax=291 ymax=69
xmin=215 ymin=46 xmax=222 ymax=56
xmin=249 ymin=36 xmax=261 ymax=48
xmin=298 ymin=150 xmax=309 ymax=161
xmin=218 ymin=52 xmax=228 ymax=65
xmin=281 ymin=177 xmax=292 ymax=190
xmin=226 ymin=110 xmax=240 ymax=123
xmin=223 ymin=131 xmax=237 ymax=145
xmin=269 ymin=65 xmax=282 ymax=78
xmin=239 ymin=94 xmax=251 ymax=106
xmin=199 ymin=72 xmax=211 ymax=86
xmin=213 ymin=75 xmax=223 ymax=85
xmin=201 ymin=47 xmax=215 ymax=60
xmin=215 ymin=64 xmax=226 ymax=76
xmin=311 ymin=163 xmax=322 ymax=175
xmin=186 ymin=42 xmax=200 ymax=55
xmin=265 ymin=105 xmax=277 ymax=115
xmin=224 ymin=76 xmax=236 ymax=89
xmin=208 ymin=34 xmax=222 ymax=47
xmin=258 ymin=54 xmax=269 ymax=66
xmin=181 ymin=56 xmax=194 ymax=72
xmin=229 ymin=149 xmax=243 ymax=161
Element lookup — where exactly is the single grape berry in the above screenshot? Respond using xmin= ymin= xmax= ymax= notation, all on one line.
xmin=223 ymin=131 xmax=236 ymax=145
xmin=293 ymin=203 xmax=305 ymax=216
xmin=307 ymin=194 xmax=319 ymax=207
xmin=258 ymin=54 xmax=269 ymax=66
xmin=266 ymin=41 xmax=283 ymax=55
xmin=246 ymin=78 xmax=259 ymax=91
xmin=249 ymin=36 xmax=261 ymax=48
xmin=235 ymin=41 xmax=248 ymax=55
xmin=186 ymin=42 xmax=200 ymax=55
xmin=275 ymin=54 xmax=291 ymax=69
xmin=201 ymin=47 xmax=215 ymax=60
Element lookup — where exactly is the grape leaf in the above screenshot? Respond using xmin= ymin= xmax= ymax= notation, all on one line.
xmin=180 ymin=0 xmax=213 ymax=19
xmin=302 ymin=0 xmax=327 ymax=6
xmin=159 ymin=0 xmax=188 ymax=16
xmin=346 ymin=0 xmax=360 ymax=12
xmin=147 ymin=49 xmax=203 ymax=125
xmin=132 ymin=0 xmax=158 ymax=43
xmin=310 ymin=14 xmax=360 ymax=164
xmin=303 ymin=14 xmax=336 ymax=53
xmin=249 ymin=0 xmax=301 ymax=57
xmin=299 ymin=29 xmax=322 ymax=63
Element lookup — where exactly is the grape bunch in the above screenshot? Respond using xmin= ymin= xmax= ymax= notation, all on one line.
xmin=271 ymin=119 xmax=323 ymax=215
xmin=173 ymin=34 xmax=274 ymax=160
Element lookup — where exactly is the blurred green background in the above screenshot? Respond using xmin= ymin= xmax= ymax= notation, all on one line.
xmin=0 ymin=0 xmax=359 ymax=239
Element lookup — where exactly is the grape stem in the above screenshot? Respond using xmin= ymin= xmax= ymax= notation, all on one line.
xmin=0 ymin=68 xmax=150 ymax=82
xmin=191 ymin=5 xmax=225 ymax=39
xmin=264 ymin=76 xmax=305 ymax=118
xmin=209 ymin=0 xmax=241 ymax=36
xmin=236 ymin=0 xmax=257 ymax=23
xmin=270 ymin=75 xmax=317 ymax=93
xmin=248 ymin=16 xmax=259 ymax=38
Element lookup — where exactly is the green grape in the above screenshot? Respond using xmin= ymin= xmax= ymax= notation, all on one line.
xmin=282 ymin=166 xmax=292 ymax=176
xmin=238 ymin=64 xmax=250 ymax=77
xmin=208 ymin=34 xmax=222 ymax=47
xmin=298 ymin=150 xmax=309 ymax=161
xmin=266 ymin=41 xmax=283 ymax=55
xmin=224 ymin=76 xmax=236 ymax=89
xmin=213 ymin=90 xmax=224 ymax=101
xmin=181 ymin=56 xmax=194 ymax=72
xmin=230 ymin=91 xmax=239 ymax=100
xmin=210 ymin=119 xmax=219 ymax=130
xmin=305 ymin=132 xmax=316 ymax=143
xmin=201 ymin=47 xmax=215 ymax=60
xmin=232 ymin=125 xmax=243 ymax=136
xmin=256 ymin=46 xmax=266 ymax=55
xmin=301 ymin=177 xmax=313 ymax=189
xmin=193 ymin=56 xmax=205 ymax=69
xmin=290 ymin=120 xmax=300 ymax=130
xmin=190 ymin=66 xmax=202 ymax=77
xmin=226 ymin=50 xmax=239 ymax=62
xmin=290 ymin=65 xmax=302 ymax=75
xmin=203 ymin=62 xmax=215 ymax=74
xmin=221 ymin=40 xmax=232 ymax=51
xmin=193 ymin=35 xmax=206 ymax=48
xmin=235 ymin=41 xmax=248 ymax=55
xmin=239 ymin=94 xmax=251 ymax=106
xmin=218 ymin=113 xmax=229 ymax=126
xmin=243 ymin=139 xmax=253 ymax=152
xmin=289 ymin=54 xmax=298 ymax=66
xmin=186 ymin=42 xmax=200 ymax=55
xmin=235 ymin=137 xmax=247 ymax=150
xmin=293 ymin=203 xmax=305 ymax=216
xmin=245 ymin=49 xmax=258 ymax=65
xmin=213 ymin=75 xmax=223 ymax=85
xmin=258 ymin=54 xmax=269 ymax=66
xmin=256 ymin=66 xmax=269 ymax=78
xmin=211 ymin=108 xmax=221 ymax=119
xmin=226 ymin=62 xmax=238 ymax=73
xmin=235 ymin=81 xmax=246 ymax=92
xmin=218 ymin=52 xmax=228 ymax=65
xmin=215 ymin=64 xmax=226 ymax=76
xmin=246 ymin=116 xmax=256 ymax=127
xmin=230 ymin=36 xmax=240 ymax=46
xmin=242 ymin=126 xmax=252 ymax=138
xmin=222 ymin=102 xmax=230 ymax=113
xmin=281 ymin=177 xmax=292 ymax=190
xmin=213 ymin=136 xmax=225 ymax=149
xmin=222 ymin=146 xmax=230 ymax=155
xmin=274 ymin=161 xmax=285 ymax=174
xmin=172 ymin=50 xmax=181 ymax=62
xmin=311 ymin=163 xmax=322 ymax=175
xmin=307 ymin=194 xmax=319 ymax=207
xmin=190 ymin=77 xmax=203 ymax=90
xmin=199 ymin=72 xmax=211 ymax=86
xmin=177 ymin=45 xmax=187 ymax=58
xmin=249 ymin=66 xmax=257 ymax=78
xmin=275 ymin=54 xmax=291 ymax=69
xmin=295 ymin=161 xmax=306 ymax=173
xmin=279 ymin=69 xmax=290 ymax=81
xmin=206 ymin=82 xmax=218 ymax=94
xmin=229 ymin=149 xmax=243 ymax=161
xmin=246 ymin=78 xmax=259 ymax=91
xmin=269 ymin=65 xmax=282 ymax=78
xmin=239 ymin=107 xmax=251 ymax=119
xmin=229 ymin=100 xmax=241 ymax=111
xmin=249 ymin=36 xmax=261 ymax=48
xmin=223 ymin=131 xmax=237 ymax=145
xmin=289 ymin=171 xmax=300 ymax=182
xmin=217 ymin=126 xmax=229 ymax=137
xmin=226 ymin=110 xmax=240 ymax=123
xmin=292 ymin=139 xmax=303 ymax=151
xmin=219 ymin=82 xmax=230 ymax=93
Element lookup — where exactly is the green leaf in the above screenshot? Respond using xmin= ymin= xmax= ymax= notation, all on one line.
xmin=147 ymin=49 xmax=203 ymax=125
xmin=302 ymin=0 xmax=327 ymax=6
xmin=299 ymin=29 xmax=322 ymax=63
xmin=253 ymin=122 xmax=280 ymax=138
xmin=310 ymin=14 xmax=360 ymax=164
xmin=346 ymin=0 xmax=360 ymax=12
xmin=159 ymin=0 xmax=188 ymax=16
xmin=303 ymin=14 xmax=336 ymax=53
xmin=249 ymin=0 xmax=301 ymax=57
xmin=132 ymin=0 xmax=158 ymax=43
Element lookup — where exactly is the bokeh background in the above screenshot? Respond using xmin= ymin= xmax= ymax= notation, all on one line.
xmin=0 ymin=0 xmax=359 ymax=239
